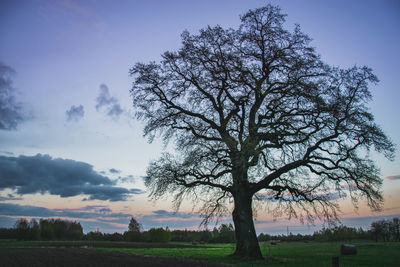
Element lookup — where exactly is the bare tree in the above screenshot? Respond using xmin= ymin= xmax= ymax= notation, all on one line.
xmin=130 ymin=5 xmax=394 ymax=258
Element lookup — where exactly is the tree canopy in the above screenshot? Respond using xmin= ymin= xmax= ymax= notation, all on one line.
xmin=130 ymin=4 xmax=394 ymax=258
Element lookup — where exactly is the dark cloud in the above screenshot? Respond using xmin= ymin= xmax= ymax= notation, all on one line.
xmin=109 ymin=168 xmax=121 ymax=174
xmin=0 ymin=203 xmax=132 ymax=221
xmin=0 ymin=154 xmax=144 ymax=201
xmin=66 ymin=105 xmax=84 ymax=121
xmin=386 ymin=175 xmax=400 ymax=180
xmin=95 ymin=84 xmax=124 ymax=119
xmin=0 ymin=62 xmax=30 ymax=130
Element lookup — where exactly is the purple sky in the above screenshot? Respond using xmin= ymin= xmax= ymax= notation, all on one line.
xmin=0 ymin=0 xmax=399 ymax=234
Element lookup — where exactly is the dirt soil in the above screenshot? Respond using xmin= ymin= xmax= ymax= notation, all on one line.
xmin=0 ymin=247 xmax=234 ymax=267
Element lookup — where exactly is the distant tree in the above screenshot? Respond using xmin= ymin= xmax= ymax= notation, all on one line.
xmin=52 ymin=219 xmax=68 ymax=240
xmin=105 ymin=232 xmax=124 ymax=241
xmin=67 ymin=221 xmax=83 ymax=240
xmin=85 ymin=231 xmax=104 ymax=241
xmin=0 ymin=228 xmax=17 ymax=239
xmin=124 ymin=217 xmax=141 ymax=241
xmin=130 ymin=4 xmax=394 ymax=258
xmin=391 ymin=218 xmax=400 ymax=241
xmin=370 ymin=218 xmax=400 ymax=242
xmin=39 ymin=219 xmax=54 ymax=240
xmin=28 ymin=219 xmax=40 ymax=240
xmin=143 ymin=228 xmax=171 ymax=243
xmin=128 ymin=217 xmax=141 ymax=232
xmin=258 ymin=233 xmax=271 ymax=242
xmin=14 ymin=218 xmax=29 ymax=240
xmin=200 ymin=229 xmax=212 ymax=242
xmin=218 ymin=224 xmax=235 ymax=243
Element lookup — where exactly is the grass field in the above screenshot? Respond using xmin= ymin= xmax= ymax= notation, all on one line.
xmin=98 ymin=241 xmax=400 ymax=267
xmin=1 ymin=240 xmax=399 ymax=266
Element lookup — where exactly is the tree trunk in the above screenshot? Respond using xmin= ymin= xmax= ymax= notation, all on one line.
xmin=231 ymin=186 xmax=263 ymax=259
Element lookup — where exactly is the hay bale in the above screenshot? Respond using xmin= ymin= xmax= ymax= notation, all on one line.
xmin=341 ymin=244 xmax=357 ymax=255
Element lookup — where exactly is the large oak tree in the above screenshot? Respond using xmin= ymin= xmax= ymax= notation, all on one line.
xmin=130 ymin=5 xmax=394 ymax=258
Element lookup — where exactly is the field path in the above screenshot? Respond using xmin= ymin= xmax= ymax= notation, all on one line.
xmin=0 ymin=247 xmax=234 ymax=267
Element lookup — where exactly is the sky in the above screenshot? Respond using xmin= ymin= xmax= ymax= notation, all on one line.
xmin=0 ymin=0 xmax=399 ymax=235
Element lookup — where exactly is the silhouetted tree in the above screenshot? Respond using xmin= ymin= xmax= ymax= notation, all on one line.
xmin=130 ymin=4 xmax=394 ymax=259
xmin=124 ymin=216 xmax=142 ymax=241
xmin=128 ymin=217 xmax=141 ymax=232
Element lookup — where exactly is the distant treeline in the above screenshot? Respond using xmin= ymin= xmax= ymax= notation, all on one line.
xmin=86 ymin=223 xmax=235 ymax=243
xmin=0 ymin=218 xmax=83 ymax=241
xmin=258 ymin=218 xmax=400 ymax=242
xmin=1 ymin=217 xmax=399 ymax=243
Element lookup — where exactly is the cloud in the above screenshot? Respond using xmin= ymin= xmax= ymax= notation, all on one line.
xmin=135 ymin=209 xmax=205 ymax=229
xmin=386 ymin=175 xmax=400 ymax=180
xmin=0 ymin=62 xmax=30 ymax=130
xmin=95 ymin=84 xmax=124 ymax=119
xmin=0 ymin=203 xmax=133 ymax=228
xmin=66 ymin=105 xmax=84 ymax=121
xmin=0 ymin=154 xmax=144 ymax=201
xmin=109 ymin=168 xmax=121 ymax=174
xmin=117 ymin=174 xmax=135 ymax=183
xmin=151 ymin=209 xmax=199 ymax=219
xmin=0 ymin=194 xmax=23 ymax=201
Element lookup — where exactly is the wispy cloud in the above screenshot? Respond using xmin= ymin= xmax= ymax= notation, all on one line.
xmin=386 ymin=174 xmax=400 ymax=180
xmin=66 ymin=104 xmax=84 ymax=121
xmin=0 ymin=154 xmax=144 ymax=201
xmin=95 ymin=84 xmax=125 ymax=119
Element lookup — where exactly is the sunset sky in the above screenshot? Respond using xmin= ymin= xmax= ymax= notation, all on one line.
xmin=0 ymin=0 xmax=399 ymax=235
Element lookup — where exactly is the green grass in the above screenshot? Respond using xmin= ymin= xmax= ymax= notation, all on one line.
xmin=1 ymin=240 xmax=399 ymax=266
xmin=97 ymin=241 xmax=400 ymax=267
